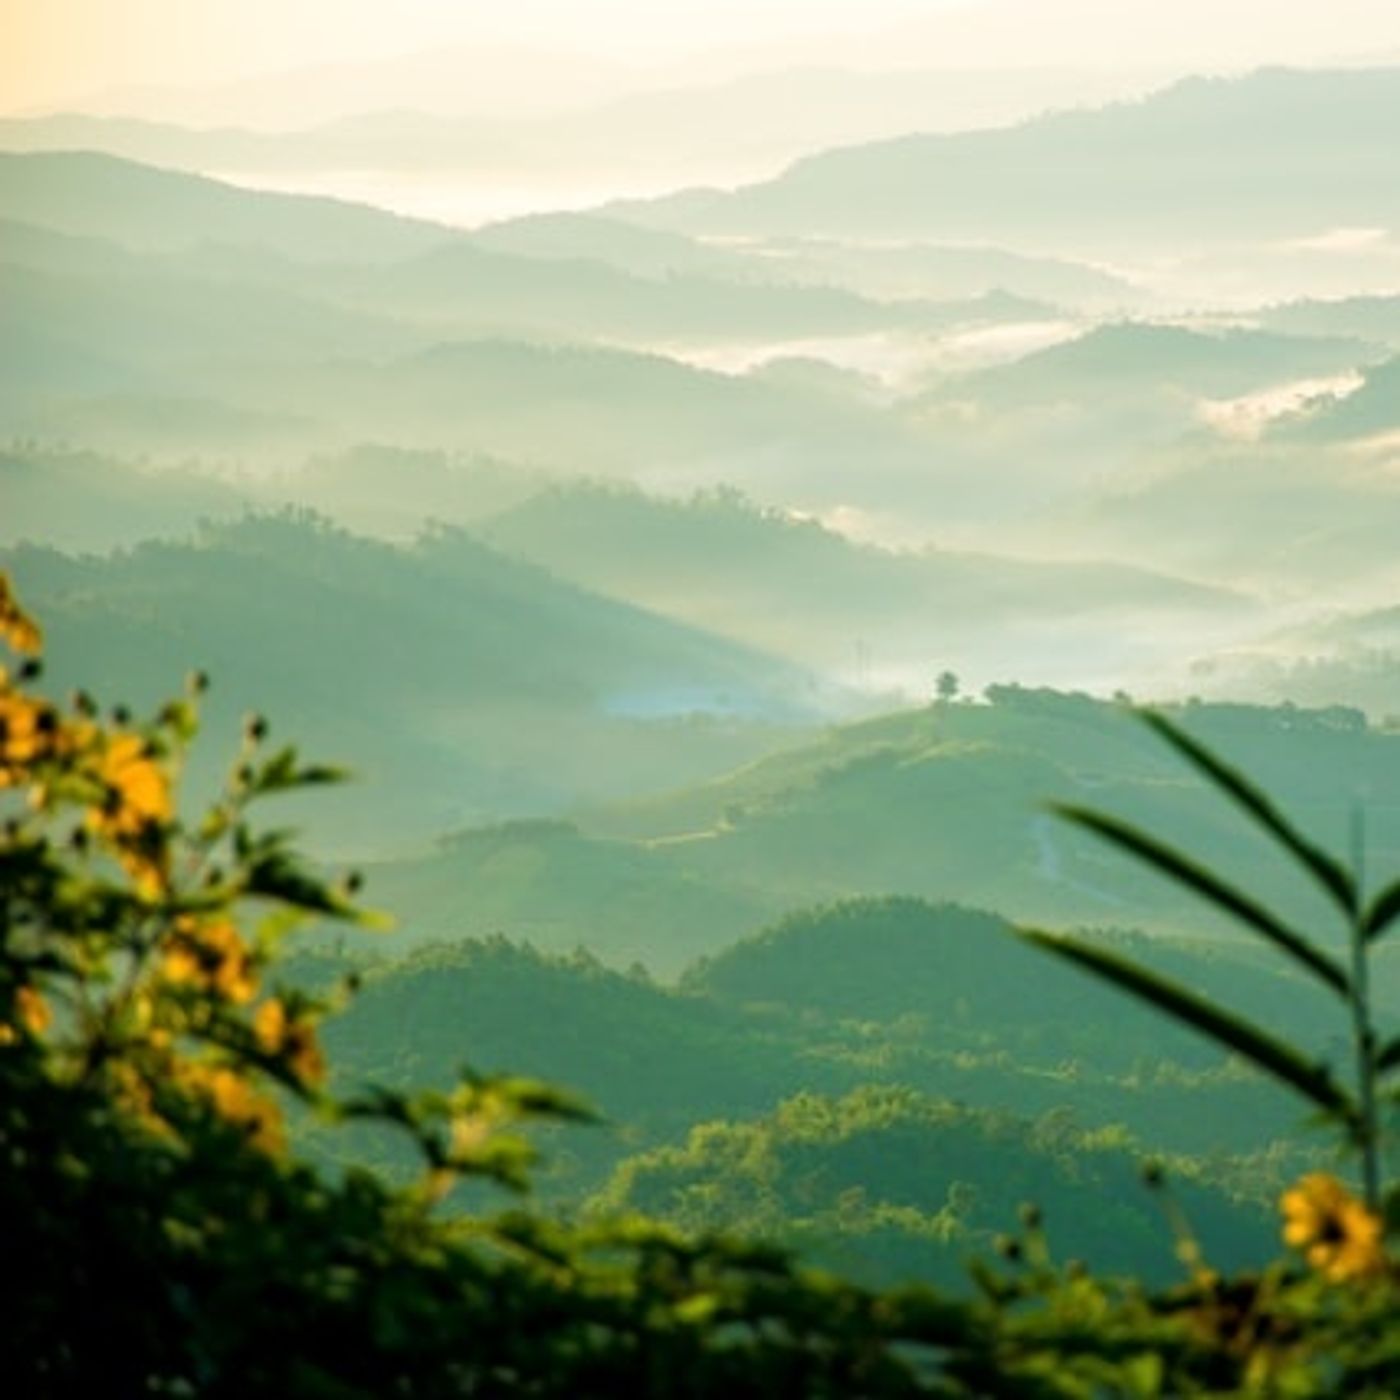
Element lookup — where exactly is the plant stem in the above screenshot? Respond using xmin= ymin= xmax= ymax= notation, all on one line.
xmin=1349 ymin=803 xmax=1380 ymax=1212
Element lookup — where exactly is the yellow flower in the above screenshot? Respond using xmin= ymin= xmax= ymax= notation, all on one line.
xmin=163 ymin=918 xmax=259 ymax=1005
xmin=16 ymin=984 xmax=50 ymax=1035
xmin=1280 ymin=1173 xmax=1385 ymax=1282
xmin=88 ymin=734 xmax=172 ymax=839
xmin=108 ymin=1060 xmax=168 ymax=1138
xmin=253 ymin=997 xmax=326 ymax=1086
xmin=178 ymin=1061 xmax=284 ymax=1155
xmin=0 ymin=573 xmax=42 ymax=655
xmin=85 ymin=732 xmax=174 ymax=892
xmin=0 ymin=692 xmax=60 ymax=785
xmin=0 ymin=983 xmax=51 ymax=1046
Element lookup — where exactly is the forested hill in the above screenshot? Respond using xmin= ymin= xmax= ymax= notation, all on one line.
xmin=361 ymin=689 xmax=1400 ymax=992
xmin=1 ymin=513 xmax=817 ymax=847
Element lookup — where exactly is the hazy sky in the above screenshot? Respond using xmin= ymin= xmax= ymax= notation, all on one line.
xmin=7 ymin=0 xmax=1400 ymax=117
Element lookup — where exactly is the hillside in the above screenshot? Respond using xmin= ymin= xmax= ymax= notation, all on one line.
xmin=1057 ymin=435 xmax=1400 ymax=592
xmin=934 ymin=322 xmax=1374 ymax=405
xmin=2 ymin=514 xmax=817 ymax=848
xmin=359 ymin=820 xmax=786 ymax=970
xmin=325 ymin=239 xmax=946 ymax=345
xmin=0 ymin=150 xmax=453 ymax=260
xmin=0 ymin=186 xmax=931 ymax=486
xmin=309 ymin=930 xmax=1304 ymax=1284
xmin=316 ymin=926 xmax=1314 ymax=1196
xmin=356 ymin=690 xmax=1400 ymax=996
xmin=684 ymin=896 xmax=1340 ymax=1079
xmin=475 ymin=480 xmax=1248 ymax=678
xmin=618 ymin=68 xmax=1400 ymax=251
xmin=1260 ymin=294 xmax=1400 ymax=349
xmin=0 ymin=447 xmax=251 ymax=554
xmin=593 ymin=1086 xmax=1275 ymax=1287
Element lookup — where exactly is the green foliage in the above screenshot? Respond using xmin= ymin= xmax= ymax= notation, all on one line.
xmin=6 ymin=578 xmax=1400 ymax=1396
xmin=1023 ymin=710 xmax=1400 ymax=1205
xmin=592 ymin=1086 xmax=1274 ymax=1289
xmin=684 ymin=896 xmax=1333 ymax=1081
xmin=0 ymin=579 xmax=989 ymax=1394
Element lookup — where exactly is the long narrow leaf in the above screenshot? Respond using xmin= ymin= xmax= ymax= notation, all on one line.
xmin=1018 ymin=928 xmax=1358 ymax=1125
xmin=1363 ymin=878 xmax=1400 ymax=943
xmin=1053 ymin=803 xmax=1350 ymax=997
xmin=1139 ymin=710 xmax=1355 ymax=917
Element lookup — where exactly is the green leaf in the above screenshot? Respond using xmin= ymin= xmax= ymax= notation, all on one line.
xmin=1053 ymin=804 xmax=1350 ymax=997
xmin=1363 ymin=878 xmax=1400 ymax=942
xmin=470 ymin=1074 xmax=597 ymax=1125
xmin=1139 ymin=710 xmax=1355 ymax=916
xmin=1376 ymin=1036 xmax=1400 ymax=1074
xmin=244 ymin=851 xmax=356 ymax=920
xmin=1018 ymin=928 xmax=1358 ymax=1125
xmin=249 ymin=747 xmax=349 ymax=797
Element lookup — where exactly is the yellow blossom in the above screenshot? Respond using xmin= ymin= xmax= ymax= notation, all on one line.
xmin=163 ymin=918 xmax=258 ymax=1005
xmin=187 ymin=1064 xmax=284 ymax=1155
xmin=107 ymin=1060 xmax=172 ymax=1141
xmin=85 ymin=732 xmax=174 ymax=892
xmin=16 ymin=984 xmax=50 ymax=1035
xmin=88 ymin=734 xmax=172 ymax=839
xmin=253 ymin=997 xmax=326 ymax=1086
xmin=0 ymin=692 xmax=59 ymax=786
xmin=1280 ymin=1173 xmax=1385 ymax=1282
xmin=0 ymin=983 xmax=52 ymax=1046
xmin=0 ymin=573 xmax=42 ymax=654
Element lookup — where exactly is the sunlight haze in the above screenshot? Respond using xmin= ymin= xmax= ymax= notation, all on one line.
xmin=8 ymin=0 xmax=1400 ymax=118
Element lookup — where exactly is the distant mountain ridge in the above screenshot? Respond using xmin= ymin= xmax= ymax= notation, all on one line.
xmin=615 ymin=67 xmax=1400 ymax=252
xmin=0 ymin=150 xmax=454 ymax=260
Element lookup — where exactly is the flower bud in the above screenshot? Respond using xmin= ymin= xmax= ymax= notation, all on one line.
xmin=994 ymin=1235 xmax=1022 ymax=1262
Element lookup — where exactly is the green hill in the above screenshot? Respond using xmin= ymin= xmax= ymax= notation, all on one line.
xmin=683 ymin=897 xmax=1331 ymax=1071
xmin=2 ymin=513 xmax=817 ymax=849
xmin=475 ymin=480 xmax=1247 ymax=674
xmin=592 ymin=1086 xmax=1275 ymax=1288
xmin=355 ymin=690 xmax=1400 ymax=1006
xmin=360 ymin=820 xmax=785 ymax=971
xmin=312 ymin=927 xmax=1314 ymax=1204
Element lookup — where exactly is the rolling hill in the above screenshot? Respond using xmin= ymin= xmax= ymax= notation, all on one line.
xmin=358 ymin=690 xmax=1400 ymax=997
xmin=3 ymin=513 xmax=820 ymax=849
xmin=0 ymin=150 xmax=453 ymax=260
xmin=617 ymin=68 xmax=1400 ymax=253
xmin=474 ymin=480 xmax=1249 ymax=680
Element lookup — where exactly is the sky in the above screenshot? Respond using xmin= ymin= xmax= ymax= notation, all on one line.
xmin=7 ymin=0 xmax=1400 ymax=120
xmin=4 ymin=0 xmax=941 ymax=112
